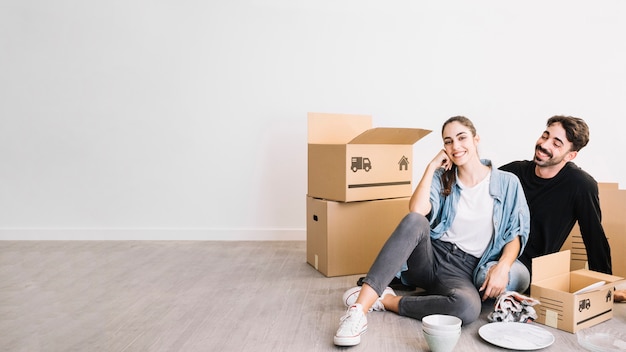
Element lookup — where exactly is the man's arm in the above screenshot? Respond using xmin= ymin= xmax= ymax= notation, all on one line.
xmin=577 ymin=182 xmax=612 ymax=274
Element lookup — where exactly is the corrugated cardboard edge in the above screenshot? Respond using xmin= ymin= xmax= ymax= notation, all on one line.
xmin=348 ymin=127 xmax=432 ymax=145
xmin=307 ymin=112 xmax=372 ymax=144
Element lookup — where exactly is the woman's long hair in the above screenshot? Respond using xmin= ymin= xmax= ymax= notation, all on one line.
xmin=441 ymin=116 xmax=477 ymax=196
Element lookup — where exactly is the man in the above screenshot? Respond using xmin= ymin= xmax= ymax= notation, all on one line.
xmin=499 ymin=115 xmax=612 ymax=278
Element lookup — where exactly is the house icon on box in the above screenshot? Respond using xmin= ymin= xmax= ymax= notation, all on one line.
xmin=398 ymin=156 xmax=409 ymax=171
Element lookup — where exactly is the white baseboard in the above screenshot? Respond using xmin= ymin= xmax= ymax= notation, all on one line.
xmin=0 ymin=228 xmax=306 ymax=241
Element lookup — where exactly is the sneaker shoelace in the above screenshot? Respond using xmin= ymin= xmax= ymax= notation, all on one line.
xmin=338 ymin=306 xmax=365 ymax=334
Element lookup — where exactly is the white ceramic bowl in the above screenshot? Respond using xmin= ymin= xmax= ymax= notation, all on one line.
xmin=422 ymin=325 xmax=461 ymax=336
xmin=422 ymin=314 xmax=462 ymax=331
xmin=423 ymin=329 xmax=461 ymax=352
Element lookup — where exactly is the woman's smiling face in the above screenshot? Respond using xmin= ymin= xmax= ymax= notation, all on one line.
xmin=442 ymin=120 xmax=479 ymax=166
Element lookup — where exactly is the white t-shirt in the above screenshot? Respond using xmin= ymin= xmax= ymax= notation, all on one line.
xmin=441 ymin=173 xmax=494 ymax=258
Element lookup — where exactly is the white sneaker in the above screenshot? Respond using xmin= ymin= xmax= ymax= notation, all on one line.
xmin=334 ymin=303 xmax=367 ymax=346
xmin=342 ymin=286 xmax=396 ymax=312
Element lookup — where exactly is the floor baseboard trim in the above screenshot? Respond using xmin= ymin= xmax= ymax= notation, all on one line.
xmin=0 ymin=228 xmax=306 ymax=241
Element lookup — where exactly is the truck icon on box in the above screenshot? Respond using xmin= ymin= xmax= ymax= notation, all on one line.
xmin=351 ymin=157 xmax=371 ymax=172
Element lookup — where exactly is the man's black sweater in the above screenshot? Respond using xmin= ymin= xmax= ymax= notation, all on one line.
xmin=499 ymin=160 xmax=612 ymax=275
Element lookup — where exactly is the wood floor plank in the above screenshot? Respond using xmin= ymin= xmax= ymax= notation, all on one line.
xmin=0 ymin=241 xmax=623 ymax=351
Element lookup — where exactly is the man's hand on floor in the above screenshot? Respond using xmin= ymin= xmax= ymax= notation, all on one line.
xmin=615 ymin=289 xmax=626 ymax=302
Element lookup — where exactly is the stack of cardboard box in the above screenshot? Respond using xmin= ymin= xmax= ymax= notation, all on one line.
xmin=306 ymin=112 xmax=431 ymax=277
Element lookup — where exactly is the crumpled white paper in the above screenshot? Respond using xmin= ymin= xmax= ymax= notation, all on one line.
xmin=487 ymin=291 xmax=541 ymax=323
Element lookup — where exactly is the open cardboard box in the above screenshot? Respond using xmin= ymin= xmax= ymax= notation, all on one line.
xmin=530 ymin=250 xmax=625 ymax=333
xmin=308 ymin=112 xmax=431 ymax=202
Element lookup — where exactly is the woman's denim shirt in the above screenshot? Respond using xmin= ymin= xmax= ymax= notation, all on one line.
xmin=428 ymin=159 xmax=530 ymax=284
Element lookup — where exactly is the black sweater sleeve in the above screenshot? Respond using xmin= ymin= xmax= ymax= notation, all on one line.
xmin=574 ymin=175 xmax=612 ymax=274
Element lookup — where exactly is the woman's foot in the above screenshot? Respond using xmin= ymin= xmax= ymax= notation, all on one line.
xmin=334 ymin=303 xmax=368 ymax=346
xmin=342 ymin=286 xmax=396 ymax=311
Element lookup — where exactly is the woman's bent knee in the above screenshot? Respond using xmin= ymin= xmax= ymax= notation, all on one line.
xmin=453 ymin=290 xmax=481 ymax=325
xmin=391 ymin=213 xmax=430 ymax=246
xmin=397 ymin=213 xmax=430 ymax=238
xmin=402 ymin=212 xmax=429 ymax=227
xmin=457 ymin=304 xmax=481 ymax=325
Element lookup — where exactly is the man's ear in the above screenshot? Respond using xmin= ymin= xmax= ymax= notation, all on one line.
xmin=565 ymin=150 xmax=578 ymax=162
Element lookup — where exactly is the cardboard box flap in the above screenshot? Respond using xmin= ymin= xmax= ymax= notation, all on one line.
xmin=532 ymin=250 xmax=571 ymax=283
xmin=571 ymin=269 xmax=625 ymax=283
xmin=349 ymin=127 xmax=432 ymax=145
xmin=308 ymin=112 xmax=372 ymax=144
xmin=570 ymin=269 xmax=625 ymax=292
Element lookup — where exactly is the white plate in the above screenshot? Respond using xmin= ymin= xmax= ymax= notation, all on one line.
xmin=572 ymin=281 xmax=606 ymax=295
xmin=479 ymin=322 xmax=555 ymax=350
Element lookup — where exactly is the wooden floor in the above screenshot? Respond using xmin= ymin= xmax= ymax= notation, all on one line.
xmin=0 ymin=241 xmax=623 ymax=351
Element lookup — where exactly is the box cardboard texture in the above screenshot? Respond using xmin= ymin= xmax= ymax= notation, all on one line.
xmin=306 ymin=196 xmax=409 ymax=277
xmin=530 ymin=250 xmax=624 ymax=333
xmin=560 ymin=182 xmax=626 ymax=279
xmin=598 ymin=183 xmax=626 ymax=279
xmin=308 ymin=112 xmax=431 ymax=202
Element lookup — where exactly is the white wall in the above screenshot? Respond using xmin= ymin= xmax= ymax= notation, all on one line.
xmin=1 ymin=0 xmax=625 ymax=240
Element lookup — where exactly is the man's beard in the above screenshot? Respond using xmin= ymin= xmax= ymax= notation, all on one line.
xmin=533 ymin=145 xmax=564 ymax=167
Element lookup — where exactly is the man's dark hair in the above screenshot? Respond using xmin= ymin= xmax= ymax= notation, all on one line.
xmin=547 ymin=115 xmax=590 ymax=152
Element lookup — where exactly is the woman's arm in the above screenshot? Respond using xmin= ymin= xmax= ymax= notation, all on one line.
xmin=409 ymin=149 xmax=450 ymax=215
xmin=479 ymin=236 xmax=521 ymax=301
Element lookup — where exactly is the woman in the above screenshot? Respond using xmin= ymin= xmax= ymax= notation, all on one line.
xmin=334 ymin=116 xmax=531 ymax=347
